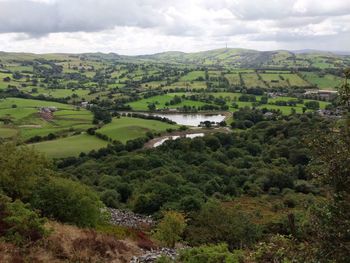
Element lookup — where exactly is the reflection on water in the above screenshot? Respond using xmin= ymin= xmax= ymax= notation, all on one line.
xmin=153 ymin=136 xmax=180 ymax=147
xmin=150 ymin=113 xmax=225 ymax=126
xmin=154 ymin=133 xmax=204 ymax=147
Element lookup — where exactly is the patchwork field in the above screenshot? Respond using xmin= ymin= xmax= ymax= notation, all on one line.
xmin=0 ymin=98 xmax=93 ymax=140
xmin=241 ymin=73 xmax=268 ymax=88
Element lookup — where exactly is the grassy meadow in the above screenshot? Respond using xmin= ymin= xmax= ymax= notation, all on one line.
xmin=98 ymin=117 xmax=178 ymax=143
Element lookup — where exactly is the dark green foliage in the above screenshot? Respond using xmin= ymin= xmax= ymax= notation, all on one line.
xmin=178 ymin=243 xmax=243 ymax=263
xmin=101 ymin=189 xmax=120 ymax=208
xmin=0 ymin=143 xmax=51 ymax=199
xmin=304 ymin=100 xmax=320 ymax=110
xmin=0 ymin=195 xmax=47 ymax=246
xmin=62 ymin=112 xmax=330 ymax=215
xmin=185 ymin=200 xmax=261 ymax=249
xmin=30 ymin=177 xmax=104 ymax=227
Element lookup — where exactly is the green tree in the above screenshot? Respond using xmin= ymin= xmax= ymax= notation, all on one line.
xmin=30 ymin=177 xmax=104 ymax=227
xmin=186 ymin=200 xmax=261 ymax=249
xmin=154 ymin=211 xmax=186 ymax=248
xmin=0 ymin=195 xmax=47 ymax=246
xmin=307 ymin=68 xmax=350 ymax=262
xmin=0 ymin=143 xmax=51 ymax=199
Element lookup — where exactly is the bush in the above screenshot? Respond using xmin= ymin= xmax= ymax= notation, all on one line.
xmin=30 ymin=177 xmax=104 ymax=227
xmin=0 ymin=195 xmax=47 ymax=245
xmin=179 ymin=243 xmax=243 ymax=263
xmin=101 ymin=190 xmax=120 ymax=208
xmin=153 ymin=211 xmax=186 ymax=248
xmin=0 ymin=143 xmax=51 ymax=199
xmin=186 ymin=200 xmax=261 ymax=249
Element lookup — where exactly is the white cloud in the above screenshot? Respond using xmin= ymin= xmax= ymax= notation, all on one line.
xmin=0 ymin=0 xmax=349 ymax=54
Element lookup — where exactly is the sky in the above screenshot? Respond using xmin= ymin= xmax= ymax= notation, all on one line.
xmin=0 ymin=0 xmax=349 ymax=55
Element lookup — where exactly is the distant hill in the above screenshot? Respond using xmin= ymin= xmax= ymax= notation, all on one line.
xmin=135 ymin=48 xmax=350 ymax=68
xmin=1 ymin=48 xmax=349 ymax=69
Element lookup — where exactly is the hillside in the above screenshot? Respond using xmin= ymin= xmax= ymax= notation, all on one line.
xmin=135 ymin=48 xmax=350 ymax=68
xmin=1 ymin=48 xmax=350 ymax=68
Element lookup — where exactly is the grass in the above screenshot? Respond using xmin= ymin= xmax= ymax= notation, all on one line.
xmin=242 ymin=73 xmax=267 ymax=88
xmin=281 ymin=74 xmax=310 ymax=87
xmin=301 ymin=72 xmax=342 ymax=90
xmin=97 ymin=117 xmax=178 ymax=143
xmin=0 ymin=98 xmax=73 ymax=111
xmin=0 ymin=127 xmax=18 ymax=138
xmin=32 ymin=133 xmax=108 ymax=158
xmin=164 ymin=81 xmax=207 ymax=90
xmin=128 ymin=93 xmax=208 ymax=111
xmin=0 ymin=98 xmax=94 ymax=139
xmin=180 ymin=71 xmax=205 ymax=81
xmin=22 ymin=87 xmax=91 ymax=99
xmin=225 ymin=74 xmax=241 ymax=86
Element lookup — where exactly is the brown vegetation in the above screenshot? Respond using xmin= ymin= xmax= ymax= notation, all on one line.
xmin=0 ymin=221 xmax=142 ymax=263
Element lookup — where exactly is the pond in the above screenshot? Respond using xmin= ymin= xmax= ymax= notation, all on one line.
xmin=149 ymin=113 xmax=226 ymax=126
xmin=153 ymin=133 xmax=204 ymax=147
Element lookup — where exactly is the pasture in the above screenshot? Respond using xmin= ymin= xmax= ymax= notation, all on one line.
xmin=127 ymin=93 xmax=208 ymax=111
xmin=31 ymin=133 xmax=108 ymax=158
xmin=0 ymin=98 xmax=93 ymax=139
xmin=97 ymin=117 xmax=178 ymax=143
xmin=301 ymin=72 xmax=342 ymax=90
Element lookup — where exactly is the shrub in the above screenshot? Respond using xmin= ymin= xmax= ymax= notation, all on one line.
xmin=101 ymin=190 xmax=120 ymax=208
xmin=179 ymin=243 xmax=243 ymax=263
xmin=186 ymin=200 xmax=261 ymax=249
xmin=0 ymin=143 xmax=51 ymax=199
xmin=153 ymin=211 xmax=186 ymax=248
xmin=30 ymin=177 xmax=104 ymax=227
xmin=0 ymin=195 xmax=47 ymax=246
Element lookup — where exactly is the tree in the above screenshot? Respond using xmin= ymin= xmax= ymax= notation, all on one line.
xmin=307 ymin=68 xmax=350 ymax=262
xmin=30 ymin=177 xmax=104 ymax=227
xmin=0 ymin=195 xmax=47 ymax=246
xmin=0 ymin=143 xmax=51 ymax=199
xmin=148 ymin=103 xmax=156 ymax=111
xmin=304 ymin=101 xmax=319 ymax=110
xmin=153 ymin=211 xmax=186 ymax=248
xmin=186 ymin=200 xmax=261 ymax=250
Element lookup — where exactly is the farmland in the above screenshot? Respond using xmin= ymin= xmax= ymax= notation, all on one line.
xmin=31 ymin=133 xmax=108 ymax=158
xmin=0 ymin=49 xmax=342 ymax=157
xmin=301 ymin=72 xmax=343 ymax=90
xmin=98 ymin=117 xmax=178 ymax=143
xmin=0 ymin=97 xmax=94 ymax=140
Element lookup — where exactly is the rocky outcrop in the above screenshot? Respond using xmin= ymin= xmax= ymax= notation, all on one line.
xmin=108 ymin=208 xmax=155 ymax=229
xmin=130 ymin=248 xmax=178 ymax=263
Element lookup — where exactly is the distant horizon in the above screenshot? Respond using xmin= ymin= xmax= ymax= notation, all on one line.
xmin=1 ymin=47 xmax=350 ymax=56
xmin=1 ymin=0 xmax=349 ymax=56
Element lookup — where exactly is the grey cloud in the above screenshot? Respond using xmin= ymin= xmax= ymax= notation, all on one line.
xmin=229 ymin=0 xmax=350 ymax=20
xmin=0 ymin=0 xmax=164 ymax=36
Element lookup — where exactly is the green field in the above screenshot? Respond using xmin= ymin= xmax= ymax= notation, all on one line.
xmin=128 ymin=93 xmax=208 ymax=111
xmin=0 ymin=98 xmax=93 ymax=139
xmin=242 ymin=73 xmax=267 ymax=88
xmin=225 ymin=73 xmax=241 ymax=86
xmin=32 ymin=134 xmax=108 ymax=158
xmin=97 ymin=117 xmax=178 ymax=143
xmin=180 ymin=71 xmax=205 ymax=81
xmin=301 ymin=72 xmax=342 ymax=90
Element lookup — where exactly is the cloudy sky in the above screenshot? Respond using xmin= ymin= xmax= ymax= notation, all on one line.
xmin=0 ymin=0 xmax=349 ymax=55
